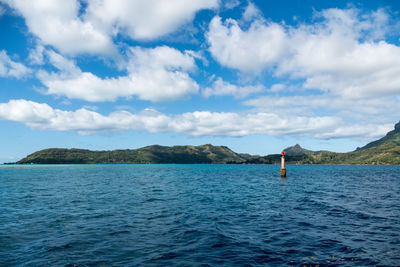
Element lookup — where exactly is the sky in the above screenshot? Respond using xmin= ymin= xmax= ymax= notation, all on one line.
xmin=0 ymin=0 xmax=400 ymax=163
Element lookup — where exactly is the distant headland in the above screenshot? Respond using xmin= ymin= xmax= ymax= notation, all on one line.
xmin=9 ymin=121 xmax=400 ymax=165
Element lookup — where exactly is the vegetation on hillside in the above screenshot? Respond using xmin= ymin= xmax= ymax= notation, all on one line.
xmin=16 ymin=144 xmax=252 ymax=164
xmin=14 ymin=121 xmax=400 ymax=165
xmin=244 ymin=121 xmax=400 ymax=165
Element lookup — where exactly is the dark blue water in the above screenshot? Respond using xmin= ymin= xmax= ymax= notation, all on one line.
xmin=1 ymin=164 xmax=399 ymax=266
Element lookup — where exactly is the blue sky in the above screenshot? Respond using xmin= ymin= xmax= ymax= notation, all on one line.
xmin=1 ymin=0 xmax=400 ymax=163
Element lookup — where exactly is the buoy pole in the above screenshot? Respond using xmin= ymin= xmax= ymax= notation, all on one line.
xmin=280 ymin=151 xmax=286 ymax=177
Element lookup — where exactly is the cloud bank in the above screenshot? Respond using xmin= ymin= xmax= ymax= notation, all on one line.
xmin=0 ymin=99 xmax=392 ymax=140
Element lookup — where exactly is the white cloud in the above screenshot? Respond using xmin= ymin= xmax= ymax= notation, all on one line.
xmin=247 ymin=94 xmax=396 ymax=115
xmin=268 ymin=83 xmax=286 ymax=92
xmin=242 ymin=2 xmax=261 ymax=22
xmin=86 ymin=0 xmax=219 ymax=40
xmin=126 ymin=46 xmax=196 ymax=72
xmin=1 ymin=0 xmax=115 ymax=56
xmin=207 ymin=16 xmax=287 ymax=72
xmin=276 ymin=8 xmax=400 ymax=99
xmin=44 ymin=50 xmax=82 ymax=76
xmin=28 ymin=44 xmax=45 ymax=65
xmin=0 ymin=99 xmax=336 ymax=137
xmin=169 ymin=111 xmax=341 ymax=137
xmin=209 ymin=7 xmax=400 ymax=132
xmin=314 ymin=123 xmax=392 ymax=140
xmin=1 ymin=99 xmax=393 ymax=140
xmin=38 ymin=47 xmax=199 ymax=102
xmin=224 ymin=0 xmax=240 ymax=9
xmin=207 ymin=8 xmax=400 ymax=98
xmin=245 ymin=94 xmax=400 ymax=135
xmin=0 ymin=50 xmax=31 ymax=78
xmin=202 ymin=77 xmax=264 ymax=98
xmin=184 ymin=50 xmax=208 ymax=66
xmin=1 ymin=0 xmax=218 ymax=55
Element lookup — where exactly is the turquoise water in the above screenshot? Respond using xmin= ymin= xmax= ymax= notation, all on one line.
xmin=1 ymin=164 xmax=399 ymax=266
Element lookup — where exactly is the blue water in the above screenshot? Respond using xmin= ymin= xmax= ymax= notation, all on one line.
xmin=1 ymin=164 xmax=399 ymax=266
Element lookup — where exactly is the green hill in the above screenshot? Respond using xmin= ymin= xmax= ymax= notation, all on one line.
xmin=283 ymin=144 xmax=314 ymax=156
xmin=13 ymin=121 xmax=400 ymax=165
xmin=245 ymin=121 xmax=400 ymax=165
xmin=332 ymin=121 xmax=400 ymax=164
xmin=311 ymin=121 xmax=400 ymax=164
xmin=16 ymin=144 xmax=252 ymax=164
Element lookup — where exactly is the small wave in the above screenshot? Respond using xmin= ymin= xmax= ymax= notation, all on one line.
xmin=46 ymin=244 xmax=72 ymax=252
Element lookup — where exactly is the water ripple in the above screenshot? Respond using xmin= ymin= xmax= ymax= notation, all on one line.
xmin=0 ymin=164 xmax=399 ymax=266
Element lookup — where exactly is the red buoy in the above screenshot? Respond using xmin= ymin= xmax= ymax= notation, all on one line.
xmin=280 ymin=151 xmax=286 ymax=177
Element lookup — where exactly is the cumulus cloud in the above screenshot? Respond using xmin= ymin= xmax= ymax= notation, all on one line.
xmin=0 ymin=99 xmax=392 ymax=140
xmin=207 ymin=16 xmax=287 ymax=72
xmin=0 ymin=50 xmax=31 ymax=78
xmin=202 ymin=77 xmax=264 ymax=98
xmin=38 ymin=47 xmax=199 ymax=102
xmin=209 ymin=7 xmax=400 ymax=132
xmin=1 ymin=0 xmax=218 ymax=55
xmin=86 ymin=0 xmax=219 ymax=40
xmin=207 ymin=8 xmax=400 ymax=98
xmin=1 ymin=0 xmax=115 ymax=55
xmin=276 ymin=8 xmax=400 ymax=99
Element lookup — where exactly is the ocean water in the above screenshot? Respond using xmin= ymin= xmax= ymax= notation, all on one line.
xmin=0 ymin=164 xmax=399 ymax=266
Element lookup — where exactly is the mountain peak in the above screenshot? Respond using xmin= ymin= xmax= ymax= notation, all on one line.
xmin=283 ymin=144 xmax=312 ymax=156
xmin=283 ymin=144 xmax=302 ymax=150
xmin=386 ymin=120 xmax=400 ymax=137
xmin=395 ymin=121 xmax=400 ymax=132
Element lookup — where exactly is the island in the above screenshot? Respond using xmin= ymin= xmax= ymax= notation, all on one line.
xmin=12 ymin=121 xmax=400 ymax=165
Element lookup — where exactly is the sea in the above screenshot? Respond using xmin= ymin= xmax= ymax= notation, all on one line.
xmin=0 ymin=164 xmax=399 ymax=266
